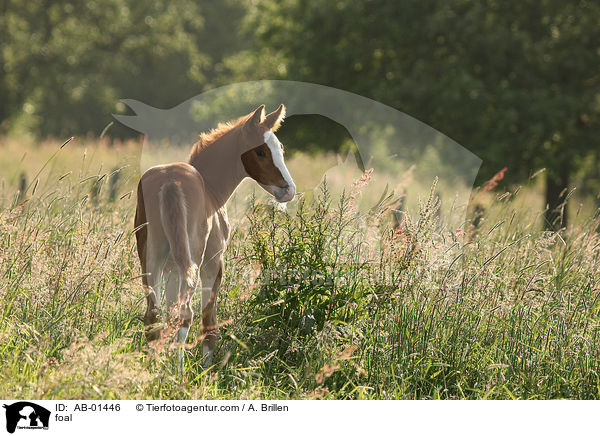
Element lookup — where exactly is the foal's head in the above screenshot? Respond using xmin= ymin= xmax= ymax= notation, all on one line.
xmin=241 ymin=104 xmax=296 ymax=203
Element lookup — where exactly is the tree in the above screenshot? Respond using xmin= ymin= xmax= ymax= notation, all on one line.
xmin=237 ymin=0 xmax=600 ymax=229
xmin=0 ymin=0 xmax=247 ymax=137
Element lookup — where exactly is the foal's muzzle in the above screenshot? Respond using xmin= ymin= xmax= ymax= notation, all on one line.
xmin=274 ymin=183 xmax=296 ymax=203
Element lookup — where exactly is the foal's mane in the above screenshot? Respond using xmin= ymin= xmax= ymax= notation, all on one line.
xmin=188 ymin=112 xmax=251 ymax=162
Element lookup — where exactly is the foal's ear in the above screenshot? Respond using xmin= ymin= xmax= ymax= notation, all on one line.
xmin=248 ymin=104 xmax=266 ymax=127
xmin=262 ymin=104 xmax=286 ymax=132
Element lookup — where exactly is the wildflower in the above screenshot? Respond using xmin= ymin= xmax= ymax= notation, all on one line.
xmin=482 ymin=167 xmax=508 ymax=193
xmin=351 ymin=168 xmax=374 ymax=188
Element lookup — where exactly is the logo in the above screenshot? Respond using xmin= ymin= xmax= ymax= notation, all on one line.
xmin=2 ymin=402 xmax=50 ymax=434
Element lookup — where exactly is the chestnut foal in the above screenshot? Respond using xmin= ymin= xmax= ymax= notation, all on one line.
xmin=134 ymin=104 xmax=295 ymax=370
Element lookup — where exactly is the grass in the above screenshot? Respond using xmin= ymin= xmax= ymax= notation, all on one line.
xmin=1 ymin=135 xmax=600 ymax=399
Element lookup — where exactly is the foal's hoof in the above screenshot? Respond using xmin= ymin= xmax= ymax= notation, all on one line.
xmin=144 ymin=323 xmax=164 ymax=343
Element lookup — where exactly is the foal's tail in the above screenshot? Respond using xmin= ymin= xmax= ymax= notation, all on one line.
xmin=158 ymin=183 xmax=197 ymax=290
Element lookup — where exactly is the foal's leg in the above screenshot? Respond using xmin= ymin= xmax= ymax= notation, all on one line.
xmin=136 ymin=182 xmax=165 ymax=344
xmin=200 ymin=258 xmax=223 ymax=366
xmin=143 ymin=244 xmax=168 ymax=343
xmin=165 ymin=260 xmax=199 ymax=373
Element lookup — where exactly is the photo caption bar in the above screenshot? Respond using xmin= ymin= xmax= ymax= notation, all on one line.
xmin=0 ymin=400 xmax=596 ymax=435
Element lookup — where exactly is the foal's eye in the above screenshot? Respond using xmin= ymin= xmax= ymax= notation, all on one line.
xmin=256 ymin=149 xmax=266 ymax=157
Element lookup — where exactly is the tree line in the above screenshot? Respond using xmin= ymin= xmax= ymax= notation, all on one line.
xmin=1 ymin=0 xmax=598 ymax=228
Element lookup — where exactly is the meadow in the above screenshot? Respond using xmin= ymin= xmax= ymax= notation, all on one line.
xmin=1 ymin=135 xmax=600 ymax=399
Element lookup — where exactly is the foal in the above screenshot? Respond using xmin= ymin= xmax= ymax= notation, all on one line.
xmin=134 ymin=104 xmax=295 ymax=367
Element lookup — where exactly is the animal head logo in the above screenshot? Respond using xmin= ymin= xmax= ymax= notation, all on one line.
xmin=115 ymin=80 xmax=481 ymax=226
xmin=3 ymin=402 xmax=50 ymax=434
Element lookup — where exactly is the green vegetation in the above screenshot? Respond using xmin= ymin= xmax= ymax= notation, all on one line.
xmin=1 ymin=139 xmax=599 ymax=399
xmin=1 ymin=0 xmax=599 ymax=400
xmin=0 ymin=0 xmax=246 ymax=137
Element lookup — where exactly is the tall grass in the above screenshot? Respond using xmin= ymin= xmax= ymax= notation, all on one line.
xmin=1 ymin=136 xmax=600 ymax=399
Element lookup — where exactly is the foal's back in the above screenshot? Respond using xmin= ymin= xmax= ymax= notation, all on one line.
xmin=137 ymin=162 xmax=210 ymax=245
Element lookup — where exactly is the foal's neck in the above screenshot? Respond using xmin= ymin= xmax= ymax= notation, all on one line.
xmin=188 ymin=130 xmax=246 ymax=210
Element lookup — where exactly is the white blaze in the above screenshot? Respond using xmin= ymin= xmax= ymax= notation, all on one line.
xmin=264 ymin=131 xmax=295 ymax=190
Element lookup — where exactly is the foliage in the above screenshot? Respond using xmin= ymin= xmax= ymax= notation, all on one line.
xmin=242 ymin=185 xmax=366 ymax=364
xmin=238 ymin=0 xmax=600 ymax=226
xmin=0 ymin=0 xmax=247 ymax=137
xmin=242 ymin=0 xmax=600 ymax=180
